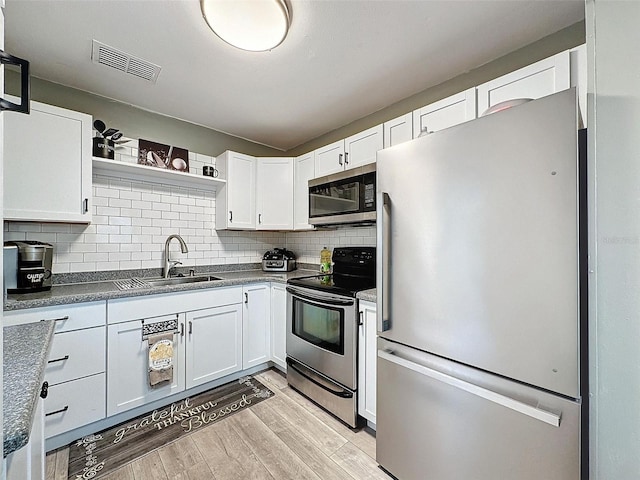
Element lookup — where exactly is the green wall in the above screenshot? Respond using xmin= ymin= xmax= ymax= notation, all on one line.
xmin=5 ymin=72 xmax=282 ymax=158
xmin=286 ymin=21 xmax=585 ymax=156
xmin=6 ymin=21 xmax=584 ymax=159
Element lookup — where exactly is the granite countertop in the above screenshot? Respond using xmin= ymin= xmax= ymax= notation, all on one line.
xmin=3 ymin=321 xmax=55 ymax=457
xmin=5 ymin=268 xmax=320 ymax=311
xmin=357 ymin=288 xmax=377 ymax=303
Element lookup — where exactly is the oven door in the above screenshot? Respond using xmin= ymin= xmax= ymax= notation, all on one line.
xmin=286 ymin=285 xmax=357 ymax=389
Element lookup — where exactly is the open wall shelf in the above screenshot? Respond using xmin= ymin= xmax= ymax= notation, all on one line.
xmin=92 ymin=157 xmax=226 ymax=189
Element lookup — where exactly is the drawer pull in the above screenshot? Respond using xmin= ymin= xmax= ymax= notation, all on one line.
xmin=40 ymin=381 xmax=49 ymax=399
xmin=45 ymin=406 xmax=69 ymax=417
xmin=48 ymin=355 xmax=70 ymax=364
xmin=41 ymin=315 xmax=69 ymax=323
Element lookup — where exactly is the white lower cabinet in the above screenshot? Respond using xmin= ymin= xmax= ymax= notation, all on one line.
xmin=107 ymin=314 xmax=186 ymax=416
xmin=358 ymin=300 xmax=377 ymax=425
xmin=45 ymin=374 xmax=106 ymax=439
xmin=5 ymin=399 xmax=44 ymax=480
xmin=106 ymin=288 xmax=246 ymax=416
xmin=7 ymin=283 xmax=287 ymax=446
xmin=270 ymin=283 xmax=287 ymax=369
xmin=185 ymin=304 xmax=243 ymax=389
xmin=243 ymin=283 xmax=271 ymax=370
xmin=45 ymin=326 xmax=105 ymax=386
xmin=4 ymin=302 xmax=107 ymax=440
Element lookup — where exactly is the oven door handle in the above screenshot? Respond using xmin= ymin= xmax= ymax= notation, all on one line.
xmin=286 ymin=286 xmax=355 ymax=307
xmin=286 ymin=358 xmax=353 ymax=399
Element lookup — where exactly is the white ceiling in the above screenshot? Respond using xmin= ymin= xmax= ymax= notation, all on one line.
xmin=5 ymin=0 xmax=584 ymax=151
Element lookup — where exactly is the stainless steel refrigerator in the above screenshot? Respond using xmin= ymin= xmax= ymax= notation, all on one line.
xmin=375 ymin=89 xmax=586 ymax=480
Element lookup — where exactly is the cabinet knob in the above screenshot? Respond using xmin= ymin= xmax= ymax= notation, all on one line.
xmin=344 ymin=152 xmax=349 ymax=165
xmin=338 ymin=153 xmax=343 ymax=166
xmin=245 ymin=292 xmax=249 ymax=304
xmin=358 ymin=311 xmax=363 ymax=326
xmin=188 ymin=320 xmax=193 ymax=335
xmin=258 ymin=213 xmax=262 ymax=224
xmin=40 ymin=381 xmax=49 ymax=399
xmin=83 ymin=198 xmax=89 ymax=213
xmin=229 ymin=211 xmax=233 ymax=222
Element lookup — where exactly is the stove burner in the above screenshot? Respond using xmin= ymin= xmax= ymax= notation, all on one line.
xmin=287 ymin=247 xmax=376 ymax=297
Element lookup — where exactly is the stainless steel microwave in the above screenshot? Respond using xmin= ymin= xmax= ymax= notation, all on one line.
xmin=308 ymin=163 xmax=376 ymax=226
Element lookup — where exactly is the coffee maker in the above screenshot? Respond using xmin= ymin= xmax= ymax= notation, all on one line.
xmin=3 ymin=241 xmax=54 ymax=293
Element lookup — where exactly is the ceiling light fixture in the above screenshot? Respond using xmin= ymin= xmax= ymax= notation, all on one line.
xmin=200 ymin=0 xmax=290 ymax=52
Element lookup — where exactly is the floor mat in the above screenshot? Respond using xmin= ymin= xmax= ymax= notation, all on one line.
xmin=67 ymin=375 xmax=273 ymax=480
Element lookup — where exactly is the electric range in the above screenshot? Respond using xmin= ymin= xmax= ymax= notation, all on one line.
xmin=285 ymin=246 xmax=375 ymax=427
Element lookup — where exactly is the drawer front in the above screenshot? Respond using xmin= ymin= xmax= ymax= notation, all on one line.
xmin=4 ymin=301 xmax=106 ymax=332
xmin=107 ymin=286 xmax=242 ymax=324
xmin=44 ymin=373 xmax=106 ymax=439
xmin=46 ymin=327 xmax=106 ymax=386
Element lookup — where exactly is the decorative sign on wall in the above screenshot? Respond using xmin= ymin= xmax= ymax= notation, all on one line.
xmin=138 ymin=139 xmax=189 ymax=172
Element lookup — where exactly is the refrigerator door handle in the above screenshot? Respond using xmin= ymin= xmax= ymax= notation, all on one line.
xmin=378 ymin=349 xmax=562 ymax=427
xmin=377 ymin=191 xmax=391 ymax=332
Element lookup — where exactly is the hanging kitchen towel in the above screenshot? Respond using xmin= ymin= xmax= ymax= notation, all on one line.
xmin=148 ymin=332 xmax=174 ymax=387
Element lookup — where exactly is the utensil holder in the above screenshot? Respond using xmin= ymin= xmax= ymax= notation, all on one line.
xmin=93 ymin=137 xmax=115 ymax=159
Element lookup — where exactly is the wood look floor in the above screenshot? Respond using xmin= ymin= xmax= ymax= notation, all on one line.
xmin=46 ymin=370 xmax=388 ymax=480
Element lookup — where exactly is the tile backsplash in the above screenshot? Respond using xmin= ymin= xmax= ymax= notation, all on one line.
xmin=4 ymin=148 xmax=376 ymax=274
xmin=284 ymin=227 xmax=376 ymax=265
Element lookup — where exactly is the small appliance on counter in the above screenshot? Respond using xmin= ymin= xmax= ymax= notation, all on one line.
xmin=262 ymin=248 xmax=297 ymax=272
xmin=3 ymin=240 xmax=53 ymax=293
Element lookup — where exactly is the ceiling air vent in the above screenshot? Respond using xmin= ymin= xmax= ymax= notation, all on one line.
xmin=91 ymin=40 xmax=161 ymax=83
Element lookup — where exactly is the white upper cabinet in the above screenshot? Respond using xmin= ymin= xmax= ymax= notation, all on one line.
xmin=256 ymin=157 xmax=294 ymax=230
xmin=217 ymin=151 xmax=296 ymax=231
xmin=294 ymin=152 xmax=315 ymax=230
xmin=344 ymin=124 xmax=383 ymax=169
xmin=4 ymin=99 xmax=92 ymax=223
xmin=215 ymin=151 xmax=257 ymax=230
xmin=314 ymin=139 xmax=345 ymax=177
xmin=412 ymin=87 xmax=477 ymax=137
xmin=476 ymin=51 xmax=570 ymax=116
xmin=314 ymin=124 xmax=384 ymax=177
xmin=383 ymin=113 xmax=413 ymax=148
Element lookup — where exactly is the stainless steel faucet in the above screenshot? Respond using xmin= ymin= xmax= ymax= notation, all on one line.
xmin=163 ymin=234 xmax=189 ymax=278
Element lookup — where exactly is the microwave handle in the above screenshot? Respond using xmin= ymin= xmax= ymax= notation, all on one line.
xmin=0 ymin=50 xmax=30 ymax=114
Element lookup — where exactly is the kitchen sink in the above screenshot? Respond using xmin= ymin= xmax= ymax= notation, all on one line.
xmin=113 ymin=275 xmax=222 ymax=290
xmin=144 ymin=275 xmax=222 ymax=287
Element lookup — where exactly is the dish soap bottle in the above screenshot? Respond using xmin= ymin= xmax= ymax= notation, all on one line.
xmin=320 ymin=246 xmax=332 ymax=274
